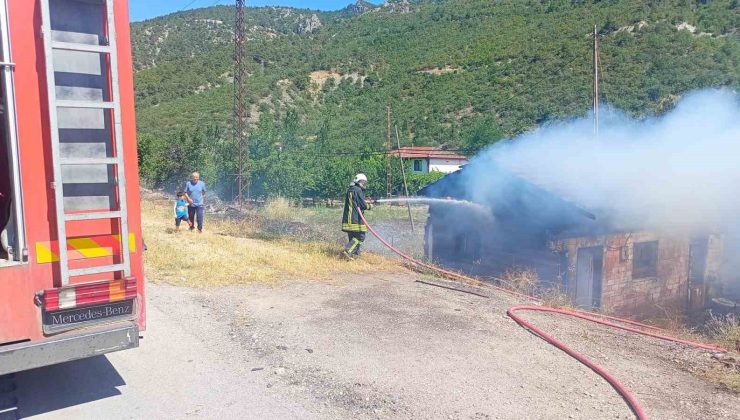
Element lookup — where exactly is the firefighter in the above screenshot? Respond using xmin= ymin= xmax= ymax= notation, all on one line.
xmin=342 ymin=173 xmax=372 ymax=259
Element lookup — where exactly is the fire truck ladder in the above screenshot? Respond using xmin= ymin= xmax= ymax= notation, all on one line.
xmin=39 ymin=0 xmax=131 ymax=286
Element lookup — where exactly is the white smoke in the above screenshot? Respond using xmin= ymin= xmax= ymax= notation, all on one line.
xmin=465 ymin=89 xmax=740 ymax=234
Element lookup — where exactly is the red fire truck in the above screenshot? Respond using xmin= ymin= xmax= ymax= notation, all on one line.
xmin=0 ymin=0 xmax=145 ymax=375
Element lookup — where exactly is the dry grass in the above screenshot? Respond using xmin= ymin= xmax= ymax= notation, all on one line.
xmin=705 ymin=356 xmax=740 ymax=393
xmin=539 ymin=284 xmax=574 ymax=309
xmin=704 ymin=313 xmax=740 ymax=392
xmin=640 ymin=305 xmax=697 ymax=335
xmin=656 ymin=312 xmax=740 ymax=393
xmin=141 ymin=199 xmax=402 ymax=287
xmin=263 ymin=197 xmax=294 ymax=221
xmin=706 ymin=313 xmax=740 ymax=352
xmin=491 ymin=267 xmax=573 ymax=308
xmin=721 ymin=371 xmax=740 ymax=393
xmin=495 ymin=267 xmax=572 ymax=308
xmin=499 ymin=266 xmax=539 ymax=295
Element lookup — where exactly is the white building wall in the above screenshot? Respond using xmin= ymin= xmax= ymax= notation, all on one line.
xmin=429 ymin=158 xmax=466 ymax=173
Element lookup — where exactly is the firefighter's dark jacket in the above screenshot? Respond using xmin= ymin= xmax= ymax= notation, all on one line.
xmin=342 ymin=183 xmax=372 ymax=232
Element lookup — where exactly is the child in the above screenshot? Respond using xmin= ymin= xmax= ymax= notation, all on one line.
xmin=174 ymin=192 xmax=192 ymax=232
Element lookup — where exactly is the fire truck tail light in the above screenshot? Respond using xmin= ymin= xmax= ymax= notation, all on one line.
xmin=58 ymin=288 xmax=76 ymax=309
xmin=40 ymin=278 xmax=137 ymax=312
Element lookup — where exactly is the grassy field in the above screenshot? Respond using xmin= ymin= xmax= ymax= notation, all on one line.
xmin=141 ymin=198 xmax=407 ymax=287
xmin=257 ymin=197 xmax=429 ymax=259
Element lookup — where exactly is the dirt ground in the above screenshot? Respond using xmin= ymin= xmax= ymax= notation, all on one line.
xmin=111 ymin=194 xmax=739 ymax=419
xmin=18 ymin=271 xmax=739 ymax=419
xmin=147 ymin=273 xmax=739 ymax=419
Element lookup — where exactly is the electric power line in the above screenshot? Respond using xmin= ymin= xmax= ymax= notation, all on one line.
xmin=180 ymin=0 xmax=222 ymax=13
xmin=179 ymin=0 xmax=200 ymax=12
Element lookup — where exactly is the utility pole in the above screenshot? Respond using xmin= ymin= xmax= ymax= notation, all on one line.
xmin=593 ymin=24 xmax=599 ymax=138
xmin=234 ymin=0 xmax=249 ymax=207
xmin=395 ymin=125 xmax=414 ymax=232
xmin=386 ymin=105 xmax=392 ymax=198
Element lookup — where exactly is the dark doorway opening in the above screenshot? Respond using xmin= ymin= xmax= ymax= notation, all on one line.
xmin=688 ymin=237 xmax=709 ymax=311
xmin=575 ymin=246 xmax=603 ymax=308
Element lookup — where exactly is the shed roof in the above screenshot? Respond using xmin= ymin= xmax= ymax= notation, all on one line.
xmin=418 ymin=164 xmax=597 ymax=230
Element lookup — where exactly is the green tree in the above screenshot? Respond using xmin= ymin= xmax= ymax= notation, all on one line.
xmin=462 ymin=117 xmax=504 ymax=154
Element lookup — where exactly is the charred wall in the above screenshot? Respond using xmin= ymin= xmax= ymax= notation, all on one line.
xmin=559 ymin=232 xmax=723 ymax=318
xmin=424 ymin=203 xmax=564 ymax=283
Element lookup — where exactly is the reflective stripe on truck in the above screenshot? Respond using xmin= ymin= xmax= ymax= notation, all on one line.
xmin=35 ymin=233 xmax=136 ymax=263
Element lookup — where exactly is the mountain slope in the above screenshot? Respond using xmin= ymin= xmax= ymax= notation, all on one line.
xmin=131 ymin=0 xmax=739 ymax=198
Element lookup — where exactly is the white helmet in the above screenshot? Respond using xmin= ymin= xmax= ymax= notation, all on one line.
xmin=353 ymin=173 xmax=368 ymax=183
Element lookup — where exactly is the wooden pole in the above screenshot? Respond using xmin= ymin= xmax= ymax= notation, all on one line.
xmin=386 ymin=106 xmax=392 ymax=197
xmin=234 ymin=0 xmax=248 ymax=207
xmin=395 ymin=125 xmax=414 ymax=232
xmin=593 ymin=24 xmax=599 ymax=139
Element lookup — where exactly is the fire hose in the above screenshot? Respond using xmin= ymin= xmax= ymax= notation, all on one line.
xmin=357 ymin=207 xmax=726 ymax=420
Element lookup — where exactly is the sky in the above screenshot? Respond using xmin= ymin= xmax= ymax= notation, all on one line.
xmin=129 ymin=0 xmax=382 ymax=22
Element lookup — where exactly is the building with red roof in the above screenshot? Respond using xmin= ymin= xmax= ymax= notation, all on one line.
xmin=391 ymin=146 xmax=468 ymax=174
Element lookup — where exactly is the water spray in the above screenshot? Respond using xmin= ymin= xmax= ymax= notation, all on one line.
xmin=374 ymin=197 xmax=491 ymax=215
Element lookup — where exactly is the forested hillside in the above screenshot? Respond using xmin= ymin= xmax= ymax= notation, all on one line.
xmin=132 ymin=0 xmax=739 ymax=199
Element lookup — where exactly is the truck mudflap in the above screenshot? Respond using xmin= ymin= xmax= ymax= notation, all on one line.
xmin=0 ymin=322 xmax=138 ymax=375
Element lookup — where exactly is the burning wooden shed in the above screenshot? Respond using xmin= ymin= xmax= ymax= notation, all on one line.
xmin=419 ymin=166 xmax=726 ymax=318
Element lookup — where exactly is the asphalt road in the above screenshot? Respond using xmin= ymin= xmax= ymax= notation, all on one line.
xmin=15 ymin=288 xmax=313 ymax=420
